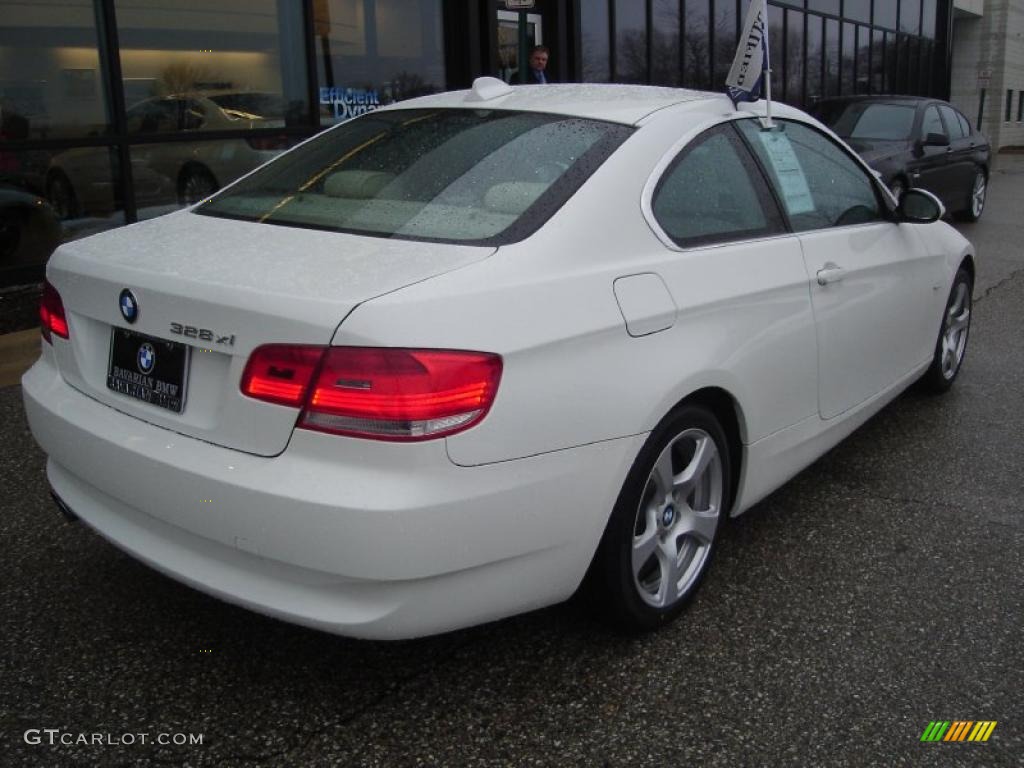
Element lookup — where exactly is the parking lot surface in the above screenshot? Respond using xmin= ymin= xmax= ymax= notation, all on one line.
xmin=1 ymin=163 xmax=1022 ymax=768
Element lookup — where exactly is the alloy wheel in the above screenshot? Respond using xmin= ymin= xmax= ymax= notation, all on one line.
xmin=941 ymin=281 xmax=970 ymax=380
xmin=632 ymin=428 xmax=722 ymax=608
xmin=971 ymin=173 xmax=986 ymax=219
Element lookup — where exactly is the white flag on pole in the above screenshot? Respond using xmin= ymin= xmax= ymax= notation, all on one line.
xmin=725 ymin=0 xmax=770 ymax=108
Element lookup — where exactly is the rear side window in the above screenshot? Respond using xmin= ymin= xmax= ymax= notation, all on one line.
xmin=957 ymin=111 xmax=972 ymax=137
xmin=939 ymin=105 xmax=966 ymax=140
xmin=736 ymin=119 xmax=883 ymax=232
xmin=827 ymin=102 xmax=918 ymax=140
xmin=651 ymin=125 xmax=785 ymax=247
xmin=198 ymin=108 xmax=632 ymax=245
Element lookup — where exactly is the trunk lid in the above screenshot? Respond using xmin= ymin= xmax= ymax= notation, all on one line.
xmin=47 ymin=210 xmax=494 ymax=456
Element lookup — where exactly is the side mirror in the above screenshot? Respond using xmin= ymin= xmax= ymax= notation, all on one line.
xmin=899 ymin=188 xmax=945 ymax=223
xmin=922 ymin=132 xmax=950 ymax=147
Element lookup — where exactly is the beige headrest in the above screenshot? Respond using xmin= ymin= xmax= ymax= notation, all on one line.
xmin=323 ymin=170 xmax=394 ymax=199
xmin=483 ymin=182 xmax=548 ymax=215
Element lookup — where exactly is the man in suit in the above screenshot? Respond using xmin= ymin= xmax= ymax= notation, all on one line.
xmin=528 ymin=46 xmax=551 ymax=84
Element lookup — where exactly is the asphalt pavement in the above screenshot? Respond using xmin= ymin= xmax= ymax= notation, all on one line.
xmin=1 ymin=164 xmax=1022 ymax=767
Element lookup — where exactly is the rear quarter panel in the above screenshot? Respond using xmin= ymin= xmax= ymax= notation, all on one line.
xmin=334 ymin=107 xmax=819 ymax=467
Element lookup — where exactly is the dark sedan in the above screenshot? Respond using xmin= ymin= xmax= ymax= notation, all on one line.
xmin=811 ymin=96 xmax=991 ymax=221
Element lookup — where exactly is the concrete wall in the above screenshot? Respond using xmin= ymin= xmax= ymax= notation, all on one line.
xmin=950 ymin=0 xmax=1024 ymax=150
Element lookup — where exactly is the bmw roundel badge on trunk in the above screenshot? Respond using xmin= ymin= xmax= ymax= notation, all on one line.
xmin=119 ymin=289 xmax=138 ymax=323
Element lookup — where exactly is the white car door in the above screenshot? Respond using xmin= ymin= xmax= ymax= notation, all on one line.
xmin=736 ymin=119 xmax=940 ymax=420
xmin=640 ymin=123 xmax=819 ymax=442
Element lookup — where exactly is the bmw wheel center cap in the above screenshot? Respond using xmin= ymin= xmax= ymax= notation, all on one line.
xmin=661 ymin=505 xmax=675 ymax=527
xmin=119 ymin=289 xmax=139 ymax=323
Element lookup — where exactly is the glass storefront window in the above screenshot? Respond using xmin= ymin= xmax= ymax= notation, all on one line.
xmin=841 ymin=22 xmax=855 ymax=95
xmin=922 ymin=0 xmax=937 ymax=39
xmin=806 ymin=15 xmax=823 ymax=104
xmin=115 ymin=0 xmax=308 ymax=130
xmin=129 ymin=135 xmax=298 ymax=221
xmin=919 ymin=39 xmax=933 ymax=95
xmin=767 ymin=4 xmax=784 ymax=104
xmin=807 ymin=0 xmax=839 ymax=15
xmin=651 ymin=0 xmax=680 ymax=86
xmin=855 ymin=25 xmax=870 ymax=94
xmin=825 ymin=18 xmax=839 ymax=97
xmin=0 ymin=146 xmax=122 ymax=280
xmin=873 ymin=0 xmax=897 ymax=30
xmin=712 ymin=0 xmax=737 ymax=90
xmin=614 ymin=0 xmax=647 ymax=82
xmin=843 ymin=0 xmax=871 ymax=24
xmin=785 ymin=9 xmax=804 ymax=106
xmin=900 ymin=0 xmax=921 ymax=36
xmin=0 ymin=1 xmax=110 ymax=140
xmin=580 ymin=0 xmax=611 ymax=82
xmin=683 ymin=0 xmax=710 ymax=90
xmin=314 ymin=0 xmax=444 ymax=124
xmin=884 ymin=32 xmax=898 ymax=92
xmin=871 ymin=28 xmax=884 ymax=93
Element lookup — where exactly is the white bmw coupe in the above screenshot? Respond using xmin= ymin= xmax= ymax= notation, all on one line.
xmin=24 ymin=80 xmax=974 ymax=639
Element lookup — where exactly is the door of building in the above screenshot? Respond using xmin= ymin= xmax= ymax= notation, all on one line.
xmin=496 ymin=2 xmax=546 ymax=84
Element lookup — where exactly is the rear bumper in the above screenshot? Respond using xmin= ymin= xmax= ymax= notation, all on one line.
xmin=23 ymin=354 xmax=642 ymax=639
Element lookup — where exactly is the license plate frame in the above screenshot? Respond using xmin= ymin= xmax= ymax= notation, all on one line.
xmin=106 ymin=328 xmax=191 ymax=414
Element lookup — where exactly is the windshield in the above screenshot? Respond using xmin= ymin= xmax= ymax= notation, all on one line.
xmin=197 ymin=108 xmax=632 ymax=245
xmin=823 ymin=103 xmax=918 ymax=141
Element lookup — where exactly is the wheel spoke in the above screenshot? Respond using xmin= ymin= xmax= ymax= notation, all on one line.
xmin=675 ymin=436 xmax=714 ymax=494
xmin=651 ymin=446 xmax=675 ymax=497
xmin=673 ymin=504 xmax=719 ymax=545
xmin=655 ymin=539 xmax=682 ymax=605
xmin=949 ymin=308 xmax=970 ymax=335
xmin=632 ymin=526 xmax=659 ymax=573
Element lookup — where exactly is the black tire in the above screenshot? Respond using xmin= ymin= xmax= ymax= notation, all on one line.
xmin=586 ymin=404 xmax=731 ymax=632
xmin=919 ymin=266 xmax=973 ymax=393
xmin=954 ymin=168 xmax=987 ymax=222
xmin=177 ymin=165 xmax=219 ymax=206
xmin=46 ymin=171 xmax=79 ymax=221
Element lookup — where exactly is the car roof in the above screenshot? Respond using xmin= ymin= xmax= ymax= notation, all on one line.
xmin=378 ymin=82 xmax=735 ymax=126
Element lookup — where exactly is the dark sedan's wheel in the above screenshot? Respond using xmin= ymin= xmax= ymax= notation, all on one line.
xmin=920 ymin=267 xmax=972 ymax=393
xmin=178 ymin=165 xmax=219 ymax=207
xmin=955 ymin=170 xmax=987 ymax=222
xmin=588 ymin=404 xmax=731 ymax=632
xmin=46 ymin=172 xmax=79 ymax=221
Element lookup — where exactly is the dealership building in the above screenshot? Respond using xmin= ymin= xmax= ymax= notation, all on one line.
xmin=0 ymin=1 xmax=959 ymax=286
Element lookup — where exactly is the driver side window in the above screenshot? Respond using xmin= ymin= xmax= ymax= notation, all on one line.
xmin=737 ymin=119 xmax=883 ymax=232
xmin=921 ymin=105 xmax=945 ymax=140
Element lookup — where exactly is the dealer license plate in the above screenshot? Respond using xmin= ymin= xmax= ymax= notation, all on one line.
xmin=106 ymin=328 xmax=190 ymax=413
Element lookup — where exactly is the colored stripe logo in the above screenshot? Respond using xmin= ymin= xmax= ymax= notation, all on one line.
xmin=920 ymin=721 xmax=997 ymax=742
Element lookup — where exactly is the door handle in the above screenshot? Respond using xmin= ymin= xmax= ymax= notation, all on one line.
xmin=816 ymin=263 xmax=845 ymax=286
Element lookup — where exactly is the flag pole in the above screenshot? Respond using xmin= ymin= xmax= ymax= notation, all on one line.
xmin=761 ymin=0 xmax=775 ymax=130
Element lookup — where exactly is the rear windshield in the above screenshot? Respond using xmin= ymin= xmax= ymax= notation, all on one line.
xmin=820 ymin=102 xmax=918 ymax=141
xmin=197 ymin=108 xmax=633 ymax=245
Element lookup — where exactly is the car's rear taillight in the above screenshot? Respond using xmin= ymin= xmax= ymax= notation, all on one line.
xmin=300 ymin=348 xmax=502 ymax=441
xmin=40 ymin=280 xmax=69 ymax=343
xmin=240 ymin=345 xmax=502 ymax=441
xmin=240 ymin=345 xmax=324 ymax=408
